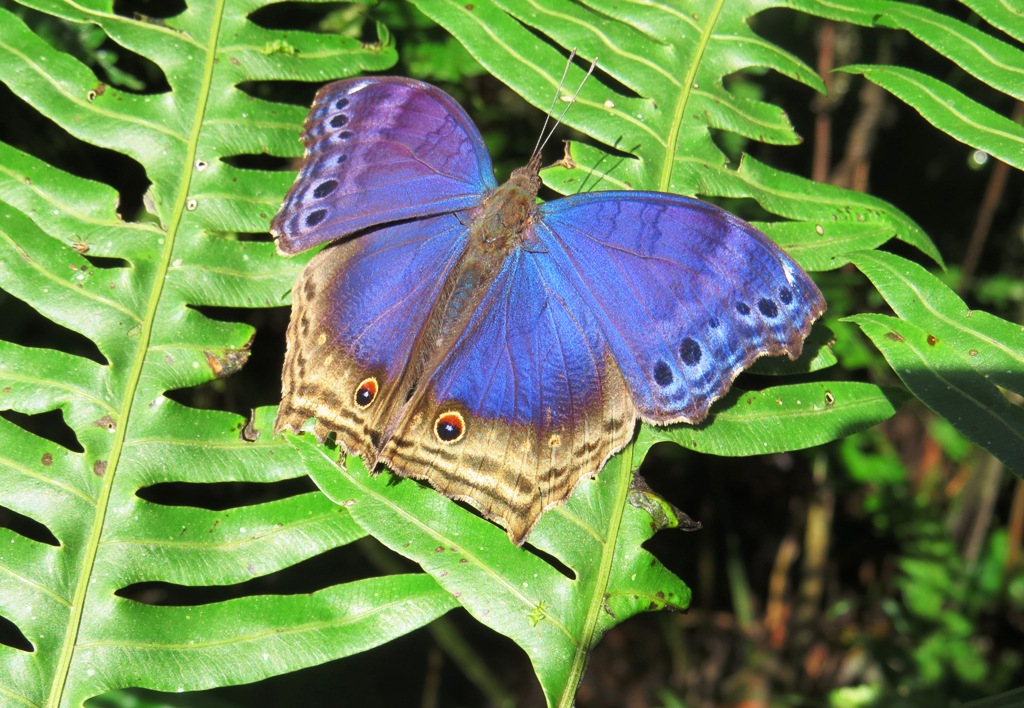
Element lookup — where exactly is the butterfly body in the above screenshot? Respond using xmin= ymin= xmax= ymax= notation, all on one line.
xmin=273 ymin=77 xmax=826 ymax=544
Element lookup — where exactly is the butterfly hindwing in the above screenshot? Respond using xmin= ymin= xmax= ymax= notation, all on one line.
xmin=272 ymin=77 xmax=496 ymax=254
xmin=276 ymin=213 xmax=469 ymax=459
xmin=379 ymin=247 xmax=635 ymax=544
xmin=537 ymin=192 xmax=826 ymax=424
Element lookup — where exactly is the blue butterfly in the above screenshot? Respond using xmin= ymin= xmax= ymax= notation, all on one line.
xmin=272 ymin=77 xmax=825 ymax=544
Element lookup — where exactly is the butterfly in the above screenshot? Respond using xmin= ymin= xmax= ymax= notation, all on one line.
xmin=271 ymin=76 xmax=826 ymax=545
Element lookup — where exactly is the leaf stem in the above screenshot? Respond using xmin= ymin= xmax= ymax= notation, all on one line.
xmin=47 ymin=1 xmax=228 ymax=703
xmin=557 ymin=440 xmax=635 ymax=707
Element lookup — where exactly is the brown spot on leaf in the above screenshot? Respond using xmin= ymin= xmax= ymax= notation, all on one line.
xmin=969 ymin=349 xmax=979 ymax=356
xmin=42 ymin=452 xmax=53 ymax=466
xmin=824 ymin=390 xmax=836 ymax=408
xmin=93 ymin=460 xmax=108 ymax=476
xmin=885 ymin=331 xmax=905 ymax=342
xmin=92 ymin=415 xmax=116 ymax=431
xmin=927 ymin=335 xmax=937 ymax=346
xmin=204 ymin=345 xmax=250 ymax=378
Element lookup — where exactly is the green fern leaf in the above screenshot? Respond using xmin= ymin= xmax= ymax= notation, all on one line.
xmin=849 ymin=251 xmax=1024 ymax=476
xmin=0 ymin=3 xmax=455 ymax=706
xmin=846 ymin=0 xmax=1023 ymax=169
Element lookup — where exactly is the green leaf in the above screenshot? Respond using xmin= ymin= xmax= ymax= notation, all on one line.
xmin=638 ymin=382 xmax=905 ymax=457
xmin=289 ymin=434 xmax=691 ymax=707
xmin=848 ymin=251 xmax=1024 ymax=476
xmin=872 ymin=3 xmax=1024 ymax=101
xmin=0 ymin=3 xmax=461 ymax=705
xmin=841 ymin=64 xmax=1024 ymax=171
xmin=816 ymin=0 xmax=1024 ymax=169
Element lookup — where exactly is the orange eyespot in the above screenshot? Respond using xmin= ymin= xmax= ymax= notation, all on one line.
xmin=434 ymin=411 xmax=465 ymax=443
xmin=354 ymin=377 xmax=378 ymax=408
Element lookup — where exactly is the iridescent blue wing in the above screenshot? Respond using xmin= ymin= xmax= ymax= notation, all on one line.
xmin=271 ymin=77 xmax=496 ymax=254
xmin=275 ymin=212 xmax=469 ymax=458
xmin=379 ymin=247 xmax=636 ymax=544
xmin=374 ymin=191 xmax=824 ymax=543
xmin=537 ymin=191 xmax=826 ymax=424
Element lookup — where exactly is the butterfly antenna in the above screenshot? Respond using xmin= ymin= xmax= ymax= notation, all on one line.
xmin=530 ymin=50 xmax=598 ymax=164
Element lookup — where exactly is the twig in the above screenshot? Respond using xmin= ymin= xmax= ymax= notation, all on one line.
xmin=959 ymin=100 xmax=1024 ymax=293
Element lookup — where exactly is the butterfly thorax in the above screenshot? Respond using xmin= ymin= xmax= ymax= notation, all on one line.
xmin=416 ymin=162 xmax=542 ymax=350
xmin=472 ymin=161 xmax=542 ymax=249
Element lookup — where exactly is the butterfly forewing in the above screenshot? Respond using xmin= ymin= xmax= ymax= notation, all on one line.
xmin=272 ymin=77 xmax=497 ymax=255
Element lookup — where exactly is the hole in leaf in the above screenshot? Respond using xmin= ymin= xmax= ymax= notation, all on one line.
xmin=232 ymin=232 xmax=275 ymax=243
xmin=522 ymin=541 xmax=575 ymax=581
xmin=137 ymin=477 xmax=315 ymax=510
xmin=248 ymin=2 xmax=377 ymax=38
xmin=19 ymin=4 xmax=172 ymax=94
xmin=237 ymin=80 xmax=320 ymax=108
xmin=0 ymin=614 xmax=33 ymax=652
xmin=0 ymin=410 xmax=84 ymax=454
xmin=112 ymin=0 xmax=187 ymax=20
xmin=508 ymin=17 xmax=641 ymax=102
xmin=221 ymin=153 xmax=294 ymax=171
xmin=82 ymin=254 xmax=130 ymax=270
xmin=0 ymin=505 xmax=60 ymax=547
xmin=0 ymin=291 xmax=107 ymax=365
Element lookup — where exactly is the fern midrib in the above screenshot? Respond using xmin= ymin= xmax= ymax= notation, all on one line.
xmin=660 ymin=0 xmax=725 ymax=192
xmin=558 ymin=441 xmax=635 ymax=708
xmin=48 ymin=2 xmax=228 ymax=704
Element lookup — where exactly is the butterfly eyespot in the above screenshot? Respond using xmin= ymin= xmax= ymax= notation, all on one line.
xmin=707 ymin=317 xmax=719 ymax=329
xmin=679 ymin=338 xmax=702 ymax=366
xmin=653 ymin=360 xmax=674 ymax=386
xmin=758 ymin=298 xmax=779 ymax=318
xmin=337 ymin=154 xmax=349 ymax=165
xmin=735 ymin=301 xmax=751 ymax=316
xmin=778 ymin=287 xmax=793 ymax=305
xmin=337 ymin=130 xmax=353 ymax=140
xmin=354 ymin=378 xmax=378 ymax=408
xmin=434 ymin=411 xmax=465 ymax=443
xmin=333 ymin=97 xmax=349 ymax=110
xmin=306 ymin=209 xmax=328 ymax=227
xmin=330 ymin=114 xmax=349 ymax=128
xmin=313 ymin=179 xmax=338 ymax=199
